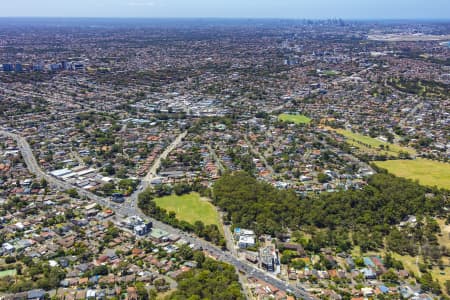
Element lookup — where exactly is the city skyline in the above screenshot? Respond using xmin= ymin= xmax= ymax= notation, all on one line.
xmin=0 ymin=0 xmax=449 ymax=20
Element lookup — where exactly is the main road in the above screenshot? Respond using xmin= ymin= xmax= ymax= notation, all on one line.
xmin=127 ymin=130 xmax=188 ymax=211
xmin=0 ymin=128 xmax=316 ymax=300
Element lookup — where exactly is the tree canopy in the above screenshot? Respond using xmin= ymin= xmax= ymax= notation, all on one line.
xmin=212 ymin=171 xmax=447 ymax=252
xmin=168 ymin=258 xmax=245 ymax=300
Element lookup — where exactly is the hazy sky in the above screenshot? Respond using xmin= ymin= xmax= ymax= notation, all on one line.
xmin=0 ymin=0 xmax=449 ymax=19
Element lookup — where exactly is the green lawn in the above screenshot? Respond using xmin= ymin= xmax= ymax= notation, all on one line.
xmin=433 ymin=219 xmax=450 ymax=295
xmin=391 ymin=253 xmax=420 ymax=277
xmin=154 ymin=192 xmax=221 ymax=227
xmin=0 ymin=269 xmax=16 ymax=278
xmin=278 ymin=113 xmax=312 ymax=124
xmin=323 ymin=70 xmax=339 ymax=76
xmin=375 ymin=159 xmax=450 ymax=190
xmin=333 ymin=128 xmax=416 ymax=157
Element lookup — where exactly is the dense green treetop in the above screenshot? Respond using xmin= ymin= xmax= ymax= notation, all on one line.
xmin=213 ymin=171 xmax=447 ymax=242
xmin=168 ymin=258 xmax=245 ymax=300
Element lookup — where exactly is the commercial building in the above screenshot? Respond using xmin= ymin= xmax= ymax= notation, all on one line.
xmin=260 ymin=246 xmax=278 ymax=272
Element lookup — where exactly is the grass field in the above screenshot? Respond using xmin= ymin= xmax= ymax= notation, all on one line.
xmin=333 ymin=128 xmax=416 ymax=157
xmin=323 ymin=70 xmax=340 ymax=76
xmin=0 ymin=269 xmax=16 ymax=278
xmin=392 ymin=253 xmax=420 ymax=277
xmin=437 ymin=219 xmax=450 ymax=250
xmin=154 ymin=192 xmax=221 ymax=228
xmin=374 ymin=159 xmax=450 ymax=190
xmin=278 ymin=113 xmax=312 ymax=124
xmin=432 ymin=219 xmax=450 ymax=295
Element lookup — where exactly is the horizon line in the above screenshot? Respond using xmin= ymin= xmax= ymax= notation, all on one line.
xmin=0 ymin=16 xmax=449 ymax=21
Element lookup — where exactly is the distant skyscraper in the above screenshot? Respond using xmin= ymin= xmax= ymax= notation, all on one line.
xmin=74 ymin=63 xmax=84 ymax=70
xmin=15 ymin=63 xmax=23 ymax=72
xmin=50 ymin=63 xmax=61 ymax=71
xmin=32 ymin=64 xmax=43 ymax=72
xmin=2 ymin=64 xmax=13 ymax=72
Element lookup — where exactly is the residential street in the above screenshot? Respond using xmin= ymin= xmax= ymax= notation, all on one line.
xmin=0 ymin=128 xmax=316 ymax=300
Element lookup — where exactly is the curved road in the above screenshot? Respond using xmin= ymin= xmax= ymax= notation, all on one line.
xmin=0 ymin=129 xmax=316 ymax=300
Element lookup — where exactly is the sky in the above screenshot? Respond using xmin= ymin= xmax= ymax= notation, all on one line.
xmin=0 ymin=0 xmax=449 ymax=19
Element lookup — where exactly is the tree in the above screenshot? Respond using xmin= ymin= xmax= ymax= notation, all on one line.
xmin=101 ymin=182 xmax=116 ymax=196
xmin=382 ymin=269 xmax=399 ymax=283
xmin=291 ymin=259 xmax=306 ymax=270
xmin=384 ymin=253 xmax=403 ymax=270
xmin=149 ymin=289 xmax=158 ymax=300
xmin=317 ymin=173 xmax=330 ymax=183
xmin=173 ymin=183 xmax=192 ymax=196
xmin=154 ymin=278 xmax=167 ymax=292
xmin=5 ymin=256 xmax=16 ymax=264
xmin=212 ymin=171 xmax=447 ymax=254
xmin=168 ymin=258 xmax=244 ymax=300
xmin=154 ymin=184 xmax=172 ymax=197
xmin=193 ymin=251 xmax=205 ymax=268
xmin=179 ymin=244 xmax=194 ymax=260
xmin=135 ymin=282 xmax=149 ymax=300
xmin=193 ymin=221 xmax=205 ymax=236
xmin=419 ymin=272 xmax=441 ymax=294
xmin=66 ymin=188 xmax=79 ymax=199
xmin=103 ymin=164 xmax=115 ymax=175
xmin=446 ymin=280 xmax=450 ymax=295
xmin=93 ymin=265 xmax=108 ymax=276
xmin=40 ymin=178 xmax=48 ymax=188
